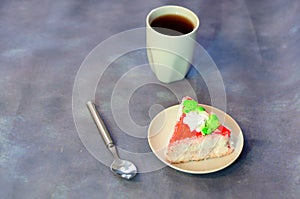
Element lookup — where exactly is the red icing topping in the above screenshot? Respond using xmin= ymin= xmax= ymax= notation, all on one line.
xmin=169 ymin=114 xmax=231 ymax=144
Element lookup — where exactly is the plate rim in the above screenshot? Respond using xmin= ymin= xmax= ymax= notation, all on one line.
xmin=147 ymin=104 xmax=244 ymax=174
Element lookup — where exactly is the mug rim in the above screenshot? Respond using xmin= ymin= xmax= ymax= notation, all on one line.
xmin=146 ymin=5 xmax=200 ymax=37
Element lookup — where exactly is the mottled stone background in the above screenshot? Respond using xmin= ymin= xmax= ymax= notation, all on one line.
xmin=0 ymin=0 xmax=299 ymax=198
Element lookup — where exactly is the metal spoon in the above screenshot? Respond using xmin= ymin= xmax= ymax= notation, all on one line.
xmin=86 ymin=101 xmax=137 ymax=180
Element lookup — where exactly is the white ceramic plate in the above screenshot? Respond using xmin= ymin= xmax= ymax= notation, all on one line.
xmin=148 ymin=104 xmax=244 ymax=174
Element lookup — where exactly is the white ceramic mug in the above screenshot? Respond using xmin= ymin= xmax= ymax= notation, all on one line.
xmin=146 ymin=5 xmax=199 ymax=83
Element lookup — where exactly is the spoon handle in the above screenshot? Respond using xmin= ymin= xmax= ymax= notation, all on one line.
xmin=86 ymin=101 xmax=114 ymax=148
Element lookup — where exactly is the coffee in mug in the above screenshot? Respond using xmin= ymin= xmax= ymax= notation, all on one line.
xmin=150 ymin=14 xmax=195 ymax=36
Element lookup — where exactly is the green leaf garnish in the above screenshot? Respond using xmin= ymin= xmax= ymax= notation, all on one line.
xmin=183 ymin=99 xmax=198 ymax=113
xmin=196 ymin=106 xmax=205 ymax=113
xmin=201 ymin=127 xmax=212 ymax=135
xmin=201 ymin=114 xmax=220 ymax=135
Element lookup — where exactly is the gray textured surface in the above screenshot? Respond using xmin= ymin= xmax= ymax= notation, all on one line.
xmin=1 ymin=0 xmax=300 ymax=198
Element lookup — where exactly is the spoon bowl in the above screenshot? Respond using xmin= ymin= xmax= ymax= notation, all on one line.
xmin=107 ymin=144 xmax=137 ymax=179
xmin=111 ymin=158 xmax=137 ymax=180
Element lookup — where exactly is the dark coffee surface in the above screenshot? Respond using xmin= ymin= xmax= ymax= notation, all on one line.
xmin=150 ymin=14 xmax=194 ymax=36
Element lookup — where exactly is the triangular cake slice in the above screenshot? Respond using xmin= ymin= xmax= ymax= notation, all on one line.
xmin=166 ymin=97 xmax=234 ymax=164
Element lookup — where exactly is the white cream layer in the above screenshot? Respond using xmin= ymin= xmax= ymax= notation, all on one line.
xmin=183 ymin=111 xmax=209 ymax=132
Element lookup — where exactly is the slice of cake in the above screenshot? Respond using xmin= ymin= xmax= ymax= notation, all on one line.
xmin=166 ymin=97 xmax=234 ymax=164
